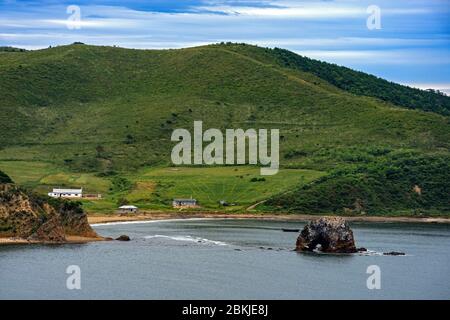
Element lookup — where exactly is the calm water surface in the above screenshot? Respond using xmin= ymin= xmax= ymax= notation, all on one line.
xmin=1 ymin=219 xmax=449 ymax=299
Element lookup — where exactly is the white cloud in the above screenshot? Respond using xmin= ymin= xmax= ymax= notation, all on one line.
xmin=196 ymin=1 xmax=432 ymax=19
xmin=241 ymin=37 xmax=449 ymax=48
xmin=41 ymin=19 xmax=109 ymax=28
xmin=196 ymin=5 xmax=365 ymax=18
xmin=403 ymin=83 xmax=450 ymax=95
xmin=293 ymin=49 xmax=450 ymax=65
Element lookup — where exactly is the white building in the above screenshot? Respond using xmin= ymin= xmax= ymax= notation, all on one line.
xmin=172 ymin=198 xmax=198 ymax=208
xmin=118 ymin=205 xmax=139 ymax=214
xmin=48 ymin=188 xmax=83 ymax=198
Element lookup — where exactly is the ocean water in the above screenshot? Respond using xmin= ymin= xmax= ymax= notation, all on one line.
xmin=0 ymin=219 xmax=449 ymax=299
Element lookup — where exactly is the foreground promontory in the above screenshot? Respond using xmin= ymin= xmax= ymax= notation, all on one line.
xmin=0 ymin=171 xmax=103 ymax=244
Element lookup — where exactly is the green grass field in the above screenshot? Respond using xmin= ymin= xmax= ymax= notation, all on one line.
xmin=0 ymin=161 xmax=110 ymax=194
xmin=125 ymin=166 xmax=325 ymax=210
xmin=0 ymin=161 xmax=324 ymax=213
xmin=1 ymin=43 xmax=448 ymax=215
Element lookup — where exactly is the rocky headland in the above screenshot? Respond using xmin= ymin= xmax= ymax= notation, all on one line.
xmin=0 ymin=171 xmax=102 ymax=244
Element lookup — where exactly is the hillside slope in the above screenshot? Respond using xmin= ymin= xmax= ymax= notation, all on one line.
xmin=0 ymin=43 xmax=449 ymax=169
xmin=264 ymin=153 xmax=450 ymax=215
xmin=0 ymin=43 xmax=449 ymax=214
xmin=232 ymin=45 xmax=450 ymax=116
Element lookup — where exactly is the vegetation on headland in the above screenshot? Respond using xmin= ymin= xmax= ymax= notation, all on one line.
xmin=269 ymin=47 xmax=450 ymax=116
xmin=0 ymin=43 xmax=449 ymax=216
xmin=0 ymin=170 xmax=12 ymax=183
xmin=0 ymin=46 xmax=27 ymax=53
xmin=0 ymin=170 xmax=97 ymax=241
xmin=264 ymin=153 xmax=450 ymax=215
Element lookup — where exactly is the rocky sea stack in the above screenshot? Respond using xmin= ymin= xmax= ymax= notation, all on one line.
xmin=0 ymin=171 xmax=99 ymax=243
xmin=116 ymin=235 xmax=131 ymax=241
xmin=296 ymin=217 xmax=357 ymax=253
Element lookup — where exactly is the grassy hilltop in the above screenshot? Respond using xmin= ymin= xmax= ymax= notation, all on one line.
xmin=0 ymin=43 xmax=449 ymax=215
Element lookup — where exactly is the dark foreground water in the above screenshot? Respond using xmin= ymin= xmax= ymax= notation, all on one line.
xmin=1 ymin=219 xmax=449 ymax=299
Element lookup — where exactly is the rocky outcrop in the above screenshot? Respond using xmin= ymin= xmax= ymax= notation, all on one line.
xmin=0 ymin=183 xmax=98 ymax=242
xmin=116 ymin=235 xmax=130 ymax=241
xmin=57 ymin=201 xmax=98 ymax=238
xmin=296 ymin=217 xmax=357 ymax=253
xmin=383 ymin=251 xmax=405 ymax=256
xmin=28 ymin=211 xmax=66 ymax=242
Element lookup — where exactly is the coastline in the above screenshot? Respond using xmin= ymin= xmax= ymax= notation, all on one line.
xmin=87 ymin=212 xmax=450 ymax=225
xmin=2 ymin=212 xmax=448 ymax=246
xmin=0 ymin=235 xmax=107 ymax=246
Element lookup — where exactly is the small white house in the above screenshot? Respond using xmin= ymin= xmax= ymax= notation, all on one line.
xmin=173 ymin=198 xmax=198 ymax=208
xmin=48 ymin=188 xmax=83 ymax=198
xmin=118 ymin=205 xmax=139 ymax=214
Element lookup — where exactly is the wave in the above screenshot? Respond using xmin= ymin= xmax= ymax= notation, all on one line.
xmin=144 ymin=234 xmax=228 ymax=246
xmin=358 ymin=250 xmax=384 ymax=256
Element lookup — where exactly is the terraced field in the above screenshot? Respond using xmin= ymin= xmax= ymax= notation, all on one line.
xmin=0 ymin=161 xmax=324 ymax=212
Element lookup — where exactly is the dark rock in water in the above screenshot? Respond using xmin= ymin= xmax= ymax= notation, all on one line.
xmin=357 ymin=247 xmax=367 ymax=252
xmin=296 ymin=217 xmax=357 ymax=253
xmin=116 ymin=235 xmax=130 ymax=241
xmin=383 ymin=251 xmax=405 ymax=256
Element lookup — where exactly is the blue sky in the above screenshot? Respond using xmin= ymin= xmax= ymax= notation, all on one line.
xmin=1 ymin=0 xmax=449 ymax=93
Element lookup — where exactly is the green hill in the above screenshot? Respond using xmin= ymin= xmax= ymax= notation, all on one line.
xmin=270 ymin=47 xmax=450 ymax=116
xmin=0 ymin=43 xmax=449 ymax=215
xmin=264 ymin=153 xmax=450 ymax=215
xmin=0 ymin=46 xmax=27 ymax=53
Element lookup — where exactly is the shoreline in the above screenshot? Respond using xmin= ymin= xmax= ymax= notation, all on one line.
xmin=0 ymin=235 xmax=108 ymax=246
xmin=2 ymin=212 xmax=448 ymax=246
xmin=87 ymin=212 xmax=450 ymax=225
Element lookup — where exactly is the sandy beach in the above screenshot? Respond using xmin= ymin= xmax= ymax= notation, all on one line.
xmin=87 ymin=212 xmax=450 ymax=225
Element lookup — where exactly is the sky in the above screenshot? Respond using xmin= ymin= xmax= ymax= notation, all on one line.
xmin=1 ymin=0 xmax=449 ymax=93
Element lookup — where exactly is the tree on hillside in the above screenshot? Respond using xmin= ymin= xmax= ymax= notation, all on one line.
xmin=0 ymin=170 xmax=13 ymax=184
